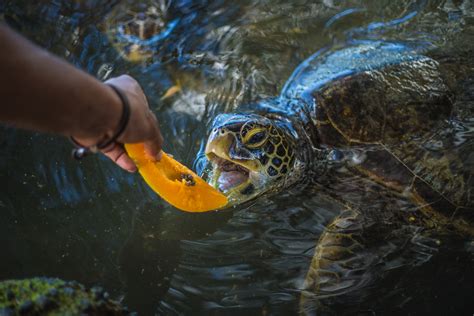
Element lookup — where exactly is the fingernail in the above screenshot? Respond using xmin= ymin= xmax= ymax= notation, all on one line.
xmin=156 ymin=151 xmax=163 ymax=161
xmin=127 ymin=166 xmax=138 ymax=173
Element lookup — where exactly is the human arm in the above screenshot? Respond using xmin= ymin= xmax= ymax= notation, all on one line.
xmin=0 ymin=23 xmax=163 ymax=172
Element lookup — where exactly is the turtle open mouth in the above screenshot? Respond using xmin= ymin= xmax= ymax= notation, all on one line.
xmin=207 ymin=155 xmax=251 ymax=193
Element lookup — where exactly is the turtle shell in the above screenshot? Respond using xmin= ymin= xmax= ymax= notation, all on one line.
xmin=313 ymin=57 xmax=452 ymax=147
xmin=310 ymin=53 xmax=473 ymax=234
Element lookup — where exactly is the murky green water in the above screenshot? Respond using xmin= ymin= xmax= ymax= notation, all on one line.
xmin=1 ymin=0 xmax=473 ymax=315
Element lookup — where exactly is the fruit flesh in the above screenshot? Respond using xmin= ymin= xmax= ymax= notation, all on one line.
xmin=125 ymin=143 xmax=228 ymax=212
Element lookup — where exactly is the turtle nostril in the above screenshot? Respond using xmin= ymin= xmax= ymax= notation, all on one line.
xmin=220 ymin=129 xmax=225 ymax=135
xmin=229 ymin=143 xmax=253 ymax=161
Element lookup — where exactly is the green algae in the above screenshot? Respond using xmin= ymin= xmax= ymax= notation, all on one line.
xmin=0 ymin=277 xmax=131 ymax=315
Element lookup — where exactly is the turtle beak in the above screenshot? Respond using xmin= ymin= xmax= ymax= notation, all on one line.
xmin=205 ymin=131 xmax=233 ymax=163
xmin=205 ymin=130 xmax=260 ymax=171
xmin=203 ymin=130 xmax=259 ymax=201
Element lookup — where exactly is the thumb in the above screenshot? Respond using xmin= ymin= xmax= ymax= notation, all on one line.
xmin=102 ymin=143 xmax=138 ymax=173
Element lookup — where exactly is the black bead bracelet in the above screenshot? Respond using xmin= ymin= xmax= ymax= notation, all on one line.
xmin=71 ymin=83 xmax=131 ymax=160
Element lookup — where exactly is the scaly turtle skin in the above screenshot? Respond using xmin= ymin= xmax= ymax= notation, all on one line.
xmin=203 ymin=113 xmax=298 ymax=202
xmin=196 ymin=41 xmax=473 ymax=311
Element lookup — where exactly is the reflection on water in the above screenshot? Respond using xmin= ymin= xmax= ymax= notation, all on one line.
xmin=1 ymin=0 xmax=473 ymax=315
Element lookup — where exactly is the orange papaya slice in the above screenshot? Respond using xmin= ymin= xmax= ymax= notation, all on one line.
xmin=125 ymin=143 xmax=228 ymax=212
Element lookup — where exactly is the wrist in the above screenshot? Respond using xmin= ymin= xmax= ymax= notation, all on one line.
xmin=71 ymin=83 xmax=132 ymax=159
xmin=101 ymin=83 xmax=126 ymax=143
xmin=73 ymin=83 xmax=123 ymax=147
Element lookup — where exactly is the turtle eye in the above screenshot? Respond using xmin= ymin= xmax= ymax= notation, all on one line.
xmin=243 ymin=128 xmax=268 ymax=148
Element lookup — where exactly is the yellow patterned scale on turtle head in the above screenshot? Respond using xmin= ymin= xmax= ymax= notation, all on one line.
xmin=125 ymin=143 xmax=228 ymax=212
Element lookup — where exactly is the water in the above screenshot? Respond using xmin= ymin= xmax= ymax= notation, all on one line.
xmin=1 ymin=0 xmax=473 ymax=315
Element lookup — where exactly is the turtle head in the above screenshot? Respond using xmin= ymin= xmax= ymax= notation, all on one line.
xmin=105 ymin=2 xmax=178 ymax=62
xmin=197 ymin=113 xmax=298 ymax=207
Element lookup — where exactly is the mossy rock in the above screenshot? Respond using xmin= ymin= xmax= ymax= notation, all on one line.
xmin=0 ymin=277 xmax=131 ymax=315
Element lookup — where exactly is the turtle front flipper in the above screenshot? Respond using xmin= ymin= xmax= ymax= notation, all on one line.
xmin=300 ymin=208 xmax=375 ymax=314
xmin=300 ymin=205 xmax=431 ymax=314
xmin=301 ymin=209 xmax=366 ymax=310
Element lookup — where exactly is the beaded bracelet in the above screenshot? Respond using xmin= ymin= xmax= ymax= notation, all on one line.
xmin=71 ymin=83 xmax=131 ymax=160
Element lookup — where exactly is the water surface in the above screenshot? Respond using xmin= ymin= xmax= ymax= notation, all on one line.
xmin=1 ymin=0 xmax=473 ymax=314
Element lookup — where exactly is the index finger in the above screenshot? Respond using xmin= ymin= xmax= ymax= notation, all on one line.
xmin=143 ymin=116 xmax=164 ymax=160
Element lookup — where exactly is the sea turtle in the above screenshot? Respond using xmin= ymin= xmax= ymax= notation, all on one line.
xmin=103 ymin=0 xmax=177 ymax=62
xmin=195 ymin=40 xmax=474 ymax=311
xmin=102 ymin=0 xmax=245 ymax=63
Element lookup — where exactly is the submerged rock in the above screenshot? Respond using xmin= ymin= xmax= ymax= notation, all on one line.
xmin=0 ymin=277 xmax=131 ymax=315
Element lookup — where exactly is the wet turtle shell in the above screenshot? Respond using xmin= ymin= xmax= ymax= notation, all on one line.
xmin=312 ymin=57 xmax=472 ymax=234
xmin=276 ymin=41 xmax=474 ymax=311
xmin=277 ymin=42 xmax=474 ymax=234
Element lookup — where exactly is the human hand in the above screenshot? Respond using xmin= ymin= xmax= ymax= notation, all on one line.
xmin=75 ymin=75 xmax=163 ymax=172
xmin=105 ymin=75 xmax=163 ymax=172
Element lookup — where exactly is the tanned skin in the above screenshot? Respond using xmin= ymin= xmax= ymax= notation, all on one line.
xmin=0 ymin=23 xmax=163 ymax=172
